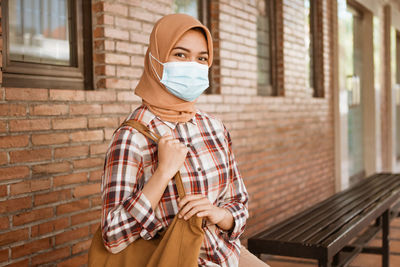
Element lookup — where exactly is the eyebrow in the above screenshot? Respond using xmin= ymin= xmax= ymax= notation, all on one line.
xmin=172 ymin=46 xmax=208 ymax=55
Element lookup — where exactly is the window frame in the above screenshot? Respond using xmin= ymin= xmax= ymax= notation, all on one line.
xmin=1 ymin=0 xmax=93 ymax=90
xmin=309 ymin=0 xmax=324 ymax=98
xmin=256 ymin=0 xmax=284 ymax=97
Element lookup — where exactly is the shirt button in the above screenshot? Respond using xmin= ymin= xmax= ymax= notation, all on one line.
xmin=197 ymin=167 xmax=202 ymax=171
xmin=186 ymin=144 xmax=191 ymax=148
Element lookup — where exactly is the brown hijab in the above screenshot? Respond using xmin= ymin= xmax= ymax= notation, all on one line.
xmin=135 ymin=14 xmax=213 ymax=123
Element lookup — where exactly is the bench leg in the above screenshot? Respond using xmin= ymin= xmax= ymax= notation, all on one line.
xmin=382 ymin=210 xmax=390 ymax=267
xmin=318 ymin=259 xmax=332 ymax=267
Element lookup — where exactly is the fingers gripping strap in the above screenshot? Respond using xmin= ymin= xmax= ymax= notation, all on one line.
xmin=119 ymin=120 xmax=186 ymax=198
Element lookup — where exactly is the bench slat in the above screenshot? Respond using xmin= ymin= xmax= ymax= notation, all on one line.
xmin=259 ymin=174 xmax=382 ymax=240
xmin=292 ymin=174 xmax=400 ymax=243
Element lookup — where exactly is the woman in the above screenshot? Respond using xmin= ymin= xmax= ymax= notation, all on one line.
xmin=101 ymin=13 xmax=269 ymax=267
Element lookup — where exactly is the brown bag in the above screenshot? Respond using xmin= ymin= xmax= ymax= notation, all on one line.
xmin=88 ymin=120 xmax=204 ymax=267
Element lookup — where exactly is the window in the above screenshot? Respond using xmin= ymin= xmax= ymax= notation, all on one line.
xmin=2 ymin=0 xmax=93 ymax=89
xmin=256 ymin=0 xmax=283 ymax=96
xmin=173 ymin=0 xmax=209 ymax=26
xmin=304 ymin=0 xmax=323 ymax=97
xmin=396 ymin=31 xmax=400 ymax=88
xmin=173 ymin=0 xmax=216 ymax=93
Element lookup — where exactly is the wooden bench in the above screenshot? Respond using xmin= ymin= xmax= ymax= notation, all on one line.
xmin=248 ymin=173 xmax=400 ymax=267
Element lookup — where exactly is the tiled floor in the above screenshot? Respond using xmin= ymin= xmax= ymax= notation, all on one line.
xmin=262 ymin=217 xmax=400 ymax=267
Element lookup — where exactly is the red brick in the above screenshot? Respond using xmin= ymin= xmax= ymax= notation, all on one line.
xmin=86 ymin=90 xmax=116 ymax=102
xmin=103 ymin=2 xmax=128 ymax=16
xmin=13 ymin=207 xmax=53 ymax=226
xmin=72 ymin=239 xmax=92 ymax=254
xmin=102 ymin=104 xmax=131 ymax=114
xmin=7 ymin=259 xmax=29 ymax=267
xmin=55 ymin=226 xmax=89 ymax=245
xmin=0 ymin=121 xmax=7 ymax=133
xmin=104 ymin=27 xmax=129 ymax=41
xmin=91 ymin=196 xmax=102 ymax=207
xmin=11 ymin=237 xmax=51 ymax=259
xmin=31 ymin=247 xmax=70 ymax=266
xmin=70 ymin=130 xmax=104 ymax=142
xmin=117 ymin=91 xmax=141 ymax=102
xmin=10 ymin=179 xmax=51 ymax=196
xmin=97 ymin=13 xmax=114 ymax=25
xmin=115 ymin=17 xmax=142 ymax=30
xmin=0 ymin=229 xmax=29 ymax=246
xmin=52 ymin=117 xmax=87 ymax=130
xmin=70 ymin=104 xmax=102 ymax=115
xmin=10 ymin=148 xmax=52 ymax=163
xmin=49 ymin=89 xmax=85 ymax=101
xmin=88 ymin=117 xmax=119 ymax=128
xmin=104 ymin=53 xmax=130 ymax=65
xmin=30 ymin=104 xmax=68 ymax=116
xmin=32 ymin=162 xmax=70 ymax=175
xmin=72 ymin=158 xmax=103 ymax=169
xmin=0 ymin=135 xmax=29 ymax=148
xmin=104 ymin=129 xmax=115 ymax=140
xmin=116 ymin=42 xmax=142 ymax=54
xmin=116 ymin=66 xmax=142 ymax=78
xmin=0 ymin=152 xmax=7 ymax=165
xmin=0 ymin=217 xmax=9 ymax=230
xmin=57 ymin=199 xmax=90 ymax=215
xmin=94 ymin=40 xmax=115 ymax=51
xmin=73 ymin=183 xmax=101 ymax=198
xmin=5 ymin=88 xmax=48 ymax=101
xmin=0 ymin=185 xmax=7 ymax=198
xmin=9 ymin=118 xmax=51 ymax=132
xmin=90 ymin=222 xmax=99 ymax=234
xmin=103 ymin=78 xmax=131 ymax=89
xmin=31 ymin=217 xmax=69 ymax=237
xmin=89 ymin=170 xmax=103 ymax=182
xmin=0 ymin=166 xmax=29 ymax=182
xmin=0 ymin=104 xmax=26 ymax=116
xmin=57 ymin=254 xmax=88 ymax=267
xmin=95 ymin=65 xmax=116 ymax=76
xmin=71 ymin=209 xmax=101 ymax=225
xmin=55 ymin=145 xmax=88 ymax=159
xmin=90 ymin=143 xmax=108 ymax=155
xmin=32 ymin=133 xmax=69 ymax=145
xmin=53 ymin=172 xmax=88 ymax=187
xmin=0 ymin=248 xmax=8 ymax=262
xmin=129 ymin=7 xmax=154 ymax=22
xmin=0 ymin=197 xmax=31 ymax=213
xmin=34 ymin=189 xmax=71 ymax=206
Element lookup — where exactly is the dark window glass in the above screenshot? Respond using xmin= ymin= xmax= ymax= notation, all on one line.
xmin=9 ymin=0 xmax=71 ymax=65
xmin=305 ymin=0 xmax=324 ymax=97
xmin=257 ymin=0 xmax=272 ymax=96
xmin=2 ymin=0 xmax=92 ymax=89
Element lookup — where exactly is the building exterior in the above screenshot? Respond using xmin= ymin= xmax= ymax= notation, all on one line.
xmin=0 ymin=0 xmax=399 ymax=266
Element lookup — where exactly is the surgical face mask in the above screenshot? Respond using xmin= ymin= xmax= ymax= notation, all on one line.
xmin=149 ymin=52 xmax=209 ymax=102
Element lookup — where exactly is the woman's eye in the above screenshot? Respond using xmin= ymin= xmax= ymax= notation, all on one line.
xmin=175 ymin=53 xmax=186 ymax=58
xmin=198 ymin=57 xmax=208 ymax=62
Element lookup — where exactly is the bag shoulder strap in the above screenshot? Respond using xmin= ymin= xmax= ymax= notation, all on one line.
xmin=117 ymin=119 xmax=187 ymax=198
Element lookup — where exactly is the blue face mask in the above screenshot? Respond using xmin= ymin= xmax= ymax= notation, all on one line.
xmin=150 ymin=52 xmax=209 ymax=102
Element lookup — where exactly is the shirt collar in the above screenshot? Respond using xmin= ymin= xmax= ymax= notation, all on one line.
xmin=156 ymin=115 xmax=197 ymax=130
xmin=140 ymin=105 xmax=198 ymax=130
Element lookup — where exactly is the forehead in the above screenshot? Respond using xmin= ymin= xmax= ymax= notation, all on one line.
xmin=173 ymin=29 xmax=208 ymax=50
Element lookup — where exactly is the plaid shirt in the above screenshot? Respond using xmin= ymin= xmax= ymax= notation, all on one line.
xmin=101 ymin=105 xmax=249 ymax=266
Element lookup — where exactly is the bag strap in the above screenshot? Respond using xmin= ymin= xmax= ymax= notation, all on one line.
xmin=118 ymin=120 xmax=187 ymax=199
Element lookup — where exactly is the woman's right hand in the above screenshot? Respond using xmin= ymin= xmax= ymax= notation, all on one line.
xmin=156 ymin=134 xmax=188 ymax=180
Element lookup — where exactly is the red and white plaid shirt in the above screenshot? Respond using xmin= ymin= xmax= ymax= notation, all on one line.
xmin=101 ymin=105 xmax=249 ymax=266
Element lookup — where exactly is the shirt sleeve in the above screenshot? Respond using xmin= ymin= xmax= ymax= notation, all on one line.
xmin=101 ymin=127 xmax=162 ymax=254
xmin=218 ymin=125 xmax=249 ymax=241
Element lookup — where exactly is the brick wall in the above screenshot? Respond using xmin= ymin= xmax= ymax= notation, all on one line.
xmin=0 ymin=0 xmax=335 ymax=265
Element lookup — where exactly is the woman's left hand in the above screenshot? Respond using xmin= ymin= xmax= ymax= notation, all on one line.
xmin=178 ymin=195 xmax=227 ymax=225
